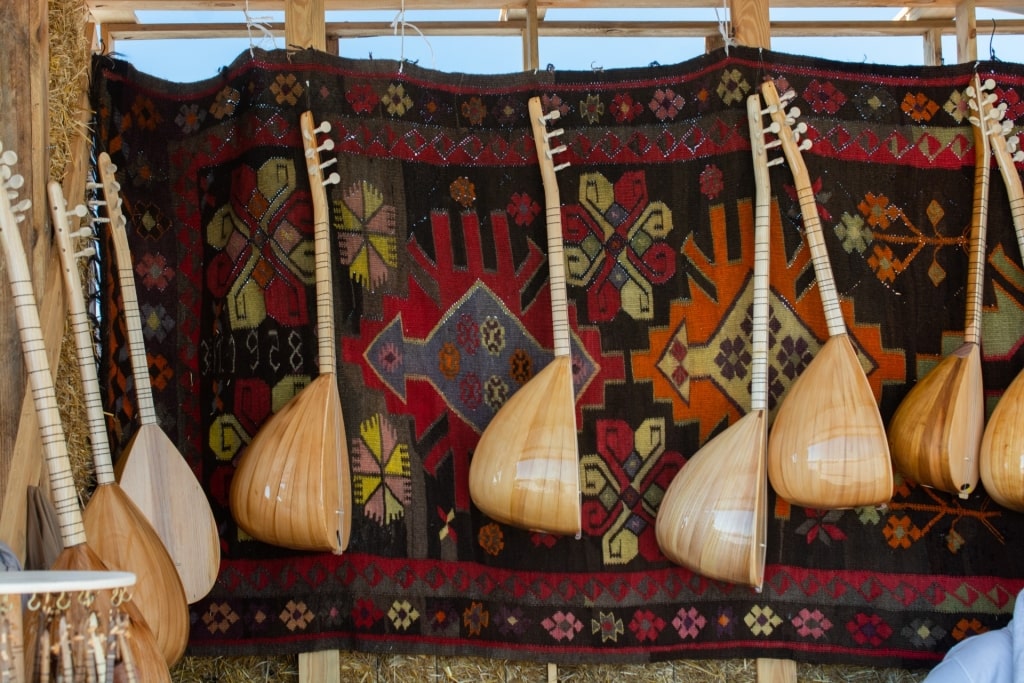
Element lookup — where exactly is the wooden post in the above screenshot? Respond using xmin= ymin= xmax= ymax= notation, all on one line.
xmin=523 ymin=0 xmax=540 ymax=72
xmin=286 ymin=0 xmax=326 ymax=52
xmin=726 ymin=2 xmax=795 ymax=682
xmin=955 ymin=0 xmax=977 ymax=63
xmin=923 ymin=29 xmax=944 ymax=66
xmin=729 ymin=0 xmax=771 ymax=57
xmin=0 ymin=0 xmax=50 ymax=562
xmin=284 ymin=1 xmax=338 ymax=679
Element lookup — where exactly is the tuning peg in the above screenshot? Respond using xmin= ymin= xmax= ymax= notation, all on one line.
xmin=314 ymin=120 xmax=331 ymax=136
xmin=541 ymin=109 xmax=561 ymax=123
xmin=11 ymin=199 xmax=31 ymax=217
xmin=75 ymin=246 xmax=96 ymax=260
xmin=86 ymin=181 xmax=102 ymax=191
xmin=5 ymin=173 xmax=24 ymax=191
xmin=797 ymin=138 xmax=813 ymax=152
xmin=324 ymin=171 xmax=341 ymax=187
xmin=0 ymin=149 xmax=16 ymax=167
xmin=67 ymin=204 xmax=88 ymax=219
xmin=72 ymin=227 xmax=93 ymax=239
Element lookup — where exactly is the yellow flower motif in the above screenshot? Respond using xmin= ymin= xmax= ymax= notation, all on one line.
xmin=383 ymin=83 xmax=414 ymax=116
xmin=270 ymin=74 xmax=304 ymax=106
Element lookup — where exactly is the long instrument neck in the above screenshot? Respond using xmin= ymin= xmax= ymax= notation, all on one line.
xmin=99 ymin=154 xmax=159 ymax=427
xmin=49 ymin=182 xmax=117 ymax=487
xmin=761 ymin=79 xmax=846 ymax=339
xmin=747 ymin=94 xmax=771 ymax=413
xmin=528 ymin=98 xmax=571 ymax=358
xmin=0 ymin=181 xmax=87 ymax=547
xmin=989 ymin=109 xmax=1024 ymax=293
xmin=300 ymin=111 xmax=337 ymax=374
xmin=966 ymin=75 xmax=992 ymax=346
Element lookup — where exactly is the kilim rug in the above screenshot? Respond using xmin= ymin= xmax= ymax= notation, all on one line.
xmin=89 ymin=45 xmax=1024 ymax=668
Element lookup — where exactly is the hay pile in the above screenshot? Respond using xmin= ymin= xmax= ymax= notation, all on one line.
xmin=46 ymin=1 xmax=934 ymax=681
xmin=168 ymin=652 xmax=929 ymax=682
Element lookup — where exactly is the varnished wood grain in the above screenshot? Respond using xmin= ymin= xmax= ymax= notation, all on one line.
xmin=469 ymin=97 xmax=582 ymax=536
xmin=888 ymin=75 xmax=990 ymax=497
xmin=979 ymin=81 xmax=1024 ymax=512
xmin=229 ymin=111 xmax=352 ymax=554
xmin=1 ymin=160 xmax=169 ymax=683
xmin=50 ymin=180 xmax=190 ymax=665
xmin=761 ymin=79 xmax=893 ymax=509
xmin=655 ymin=93 xmax=771 ymax=589
xmin=100 ymin=153 xmax=221 ymax=602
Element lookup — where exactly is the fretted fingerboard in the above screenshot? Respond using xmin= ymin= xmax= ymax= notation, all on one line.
xmin=761 ymin=79 xmax=847 ymax=340
xmin=747 ymin=93 xmax=771 ymax=414
xmin=965 ymin=74 xmax=992 ymax=347
xmin=300 ymin=111 xmax=337 ymax=374
xmin=988 ymin=101 xmax=1024 ymax=283
xmin=528 ymin=97 xmax=571 ymax=359
xmin=49 ymin=181 xmax=117 ymax=486
xmin=0 ymin=188 xmax=87 ymax=548
xmin=99 ymin=154 xmax=159 ymax=427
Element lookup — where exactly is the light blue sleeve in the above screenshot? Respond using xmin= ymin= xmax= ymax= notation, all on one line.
xmin=922 ymin=588 xmax=1022 ymax=683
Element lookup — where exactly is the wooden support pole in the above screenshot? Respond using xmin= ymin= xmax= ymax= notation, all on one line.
xmin=726 ymin=2 xmax=795 ymax=682
xmin=923 ymin=28 xmax=944 ymax=66
xmin=285 ymin=2 xmax=335 ymax=677
xmin=523 ymin=0 xmax=540 ymax=71
xmin=955 ymin=0 xmax=977 ymax=62
xmin=729 ymin=0 xmax=770 ymax=55
xmin=286 ymin=0 xmax=326 ymax=52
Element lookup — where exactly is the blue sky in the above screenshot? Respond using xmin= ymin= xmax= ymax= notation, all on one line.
xmin=115 ymin=8 xmax=1024 ymax=83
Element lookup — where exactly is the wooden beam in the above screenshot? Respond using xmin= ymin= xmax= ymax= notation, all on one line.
xmin=82 ymin=0 xmax=1024 ymax=13
xmin=896 ymin=6 xmax=954 ymax=65
xmin=98 ymin=17 xmax=1014 ymax=42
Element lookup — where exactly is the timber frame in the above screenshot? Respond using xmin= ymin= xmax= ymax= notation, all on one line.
xmin=2 ymin=0 xmax=1021 ymax=681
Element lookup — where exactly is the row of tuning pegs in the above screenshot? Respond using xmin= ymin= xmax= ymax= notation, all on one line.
xmin=306 ymin=120 xmax=341 ymax=188
xmin=1 ymin=144 xmax=32 ymax=219
xmin=538 ymin=108 xmax=571 ymax=172
xmin=761 ymin=88 xmax=812 ymax=156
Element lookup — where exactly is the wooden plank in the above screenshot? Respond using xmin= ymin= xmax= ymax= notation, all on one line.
xmin=299 ymin=650 xmax=339 ymax=683
xmin=285 ymin=0 xmax=325 ymax=51
xmin=0 ymin=0 xmax=50 ymax=563
xmin=99 ymin=17 xmax=1024 ymax=42
xmin=82 ymin=0 xmax=1024 ymax=15
xmin=956 ymin=0 xmax=978 ymax=62
xmin=757 ymin=658 xmax=798 ymax=683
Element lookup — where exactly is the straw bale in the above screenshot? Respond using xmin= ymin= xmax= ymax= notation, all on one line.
xmin=171 ymin=655 xmax=299 ymax=683
xmin=163 ymin=653 xmax=930 ymax=682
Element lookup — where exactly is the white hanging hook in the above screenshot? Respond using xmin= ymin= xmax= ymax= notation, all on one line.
xmin=391 ymin=0 xmax=436 ymax=72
